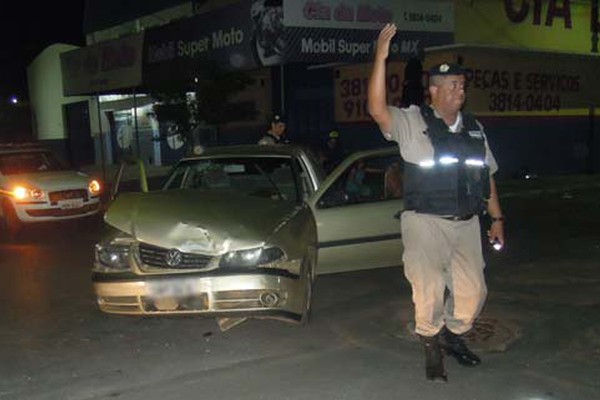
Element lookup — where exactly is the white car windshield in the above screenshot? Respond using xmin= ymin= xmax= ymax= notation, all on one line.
xmin=163 ymin=156 xmax=302 ymax=203
xmin=0 ymin=151 xmax=68 ymax=175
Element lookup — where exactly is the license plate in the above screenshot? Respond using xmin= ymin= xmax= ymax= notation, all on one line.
xmin=59 ymin=199 xmax=83 ymax=209
xmin=147 ymin=278 xmax=202 ymax=298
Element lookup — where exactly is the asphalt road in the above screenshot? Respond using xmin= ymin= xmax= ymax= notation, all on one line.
xmin=0 ymin=182 xmax=599 ymax=400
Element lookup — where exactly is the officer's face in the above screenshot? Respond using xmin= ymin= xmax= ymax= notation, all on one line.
xmin=272 ymin=122 xmax=286 ymax=136
xmin=430 ymin=74 xmax=466 ymax=113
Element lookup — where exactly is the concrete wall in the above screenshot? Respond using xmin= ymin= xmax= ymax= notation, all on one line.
xmin=26 ymin=43 xmax=91 ymax=141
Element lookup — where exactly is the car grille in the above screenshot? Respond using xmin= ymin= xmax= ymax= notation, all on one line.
xmin=25 ymin=203 xmax=99 ymax=217
xmin=138 ymin=243 xmax=213 ymax=270
xmin=49 ymin=189 xmax=88 ymax=202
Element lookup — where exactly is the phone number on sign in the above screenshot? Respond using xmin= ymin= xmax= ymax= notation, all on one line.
xmin=489 ymin=92 xmax=561 ymax=112
xmin=338 ymin=74 xmax=403 ymax=120
xmin=339 ymin=75 xmax=403 ymax=98
xmin=342 ymin=96 xmax=402 ymax=119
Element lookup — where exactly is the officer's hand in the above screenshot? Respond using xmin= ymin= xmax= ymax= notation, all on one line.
xmin=487 ymin=221 xmax=505 ymax=248
xmin=376 ymin=23 xmax=397 ymax=61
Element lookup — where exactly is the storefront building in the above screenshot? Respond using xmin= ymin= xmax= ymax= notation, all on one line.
xmin=450 ymin=0 xmax=600 ymax=176
xmin=53 ymin=0 xmax=600 ymax=177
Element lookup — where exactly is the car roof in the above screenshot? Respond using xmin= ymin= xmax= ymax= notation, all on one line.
xmin=179 ymin=144 xmax=313 ymax=161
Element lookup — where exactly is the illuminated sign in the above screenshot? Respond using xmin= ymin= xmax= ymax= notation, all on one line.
xmin=425 ymin=47 xmax=600 ymax=116
xmin=456 ymin=0 xmax=600 ymax=55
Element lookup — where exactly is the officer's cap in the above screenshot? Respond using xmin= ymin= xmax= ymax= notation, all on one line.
xmin=428 ymin=63 xmax=465 ymax=77
xmin=271 ymin=114 xmax=286 ymax=124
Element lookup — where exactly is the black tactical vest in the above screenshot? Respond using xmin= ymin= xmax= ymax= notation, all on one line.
xmin=404 ymin=105 xmax=491 ymax=217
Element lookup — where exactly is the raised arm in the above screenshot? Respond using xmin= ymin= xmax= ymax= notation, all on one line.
xmin=368 ymin=23 xmax=397 ymax=133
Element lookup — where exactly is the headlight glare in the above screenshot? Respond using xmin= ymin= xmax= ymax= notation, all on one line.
xmin=12 ymin=185 xmax=44 ymax=201
xmin=88 ymin=180 xmax=102 ymax=196
xmin=220 ymin=247 xmax=284 ymax=268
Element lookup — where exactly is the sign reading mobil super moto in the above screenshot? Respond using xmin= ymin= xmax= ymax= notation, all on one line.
xmin=283 ymin=0 xmax=454 ymax=63
xmin=143 ymin=0 xmax=283 ymax=86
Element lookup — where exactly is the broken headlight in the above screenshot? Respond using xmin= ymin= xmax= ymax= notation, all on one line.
xmin=219 ymin=247 xmax=284 ymax=268
xmin=94 ymin=235 xmax=134 ymax=272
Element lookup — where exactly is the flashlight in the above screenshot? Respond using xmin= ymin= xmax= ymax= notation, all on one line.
xmin=490 ymin=238 xmax=503 ymax=251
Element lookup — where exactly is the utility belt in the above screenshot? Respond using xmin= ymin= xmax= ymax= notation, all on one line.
xmin=400 ymin=210 xmax=476 ymax=221
xmin=439 ymin=214 xmax=475 ymax=221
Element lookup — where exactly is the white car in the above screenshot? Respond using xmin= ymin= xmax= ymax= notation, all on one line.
xmin=0 ymin=144 xmax=102 ymax=239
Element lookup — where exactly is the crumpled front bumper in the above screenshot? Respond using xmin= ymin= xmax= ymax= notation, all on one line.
xmin=92 ymin=270 xmax=305 ymax=321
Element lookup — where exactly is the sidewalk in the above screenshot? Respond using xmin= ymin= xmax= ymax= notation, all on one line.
xmin=496 ymin=173 xmax=600 ymax=198
xmin=80 ymin=163 xmax=172 ymax=184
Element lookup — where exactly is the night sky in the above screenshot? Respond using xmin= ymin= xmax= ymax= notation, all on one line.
xmin=0 ymin=1 xmax=86 ymax=101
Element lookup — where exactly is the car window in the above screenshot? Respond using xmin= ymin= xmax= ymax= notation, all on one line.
xmin=317 ymin=154 xmax=403 ymax=209
xmin=0 ymin=151 xmax=68 ymax=175
xmin=164 ymin=156 xmax=302 ymax=203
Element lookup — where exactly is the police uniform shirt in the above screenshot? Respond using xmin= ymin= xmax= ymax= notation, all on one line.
xmin=258 ymin=133 xmax=280 ymax=145
xmin=382 ymin=105 xmax=498 ymax=175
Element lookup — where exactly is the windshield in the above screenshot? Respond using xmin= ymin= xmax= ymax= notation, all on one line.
xmin=163 ymin=156 xmax=302 ymax=203
xmin=0 ymin=151 xmax=68 ymax=175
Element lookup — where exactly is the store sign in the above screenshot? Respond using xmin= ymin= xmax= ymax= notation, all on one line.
xmin=426 ymin=48 xmax=600 ymax=116
xmin=284 ymin=0 xmax=453 ymax=31
xmin=144 ymin=0 xmax=454 ymax=81
xmin=143 ymin=0 xmax=283 ymax=87
xmin=334 ymin=62 xmax=408 ymax=122
xmin=456 ymin=0 xmax=600 ymax=55
xmin=283 ymin=0 xmax=454 ymax=63
xmin=61 ymin=34 xmax=143 ymax=96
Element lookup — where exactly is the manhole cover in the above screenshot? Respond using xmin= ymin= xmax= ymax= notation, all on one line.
xmin=393 ymin=317 xmax=522 ymax=352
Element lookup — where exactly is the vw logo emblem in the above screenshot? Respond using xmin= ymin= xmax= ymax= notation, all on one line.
xmin=165 ymin=249 xmax=182 ymax=267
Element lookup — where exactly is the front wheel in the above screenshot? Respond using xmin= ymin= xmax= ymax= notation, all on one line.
xmin=299 ymin=252 xmax=316 ymax=326
xmin=1 ymin=201 xmax=22 ymax=242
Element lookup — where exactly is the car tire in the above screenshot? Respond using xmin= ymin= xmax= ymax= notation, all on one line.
xmin=300 ymin=251 xmax=316 ymax=326
xmin=1 ymin=201 xmax=22 ymax=242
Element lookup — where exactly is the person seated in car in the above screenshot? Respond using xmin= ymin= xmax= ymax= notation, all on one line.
xmin=345 ymin=159 xmax=383 ymax=199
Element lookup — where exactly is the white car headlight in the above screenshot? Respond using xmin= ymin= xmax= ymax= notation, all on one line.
xmin=94 ymin=236 xmax=134 ymax=271
xmin=12 ymin=185 xmax=45 ymax=201
xmin=220 ymin=247 xmax=285 ymax=268
xmin=88 ymin=179 xmax=102 ymax=196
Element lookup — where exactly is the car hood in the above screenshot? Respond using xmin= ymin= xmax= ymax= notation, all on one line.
xmin=6 ymin=171 xmax=91 ymax=190
xmin=105 ymin=190 xmax=301 ymax=254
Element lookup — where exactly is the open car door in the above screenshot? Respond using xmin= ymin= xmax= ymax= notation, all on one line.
xmin=308 ymin=147 xmax=404 ymax=275
xmin=109 ymin=157 xmax=149 ymax=203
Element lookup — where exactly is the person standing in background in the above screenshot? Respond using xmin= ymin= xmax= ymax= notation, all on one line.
xmin=258 ymin=114 xmax=286 ymax=145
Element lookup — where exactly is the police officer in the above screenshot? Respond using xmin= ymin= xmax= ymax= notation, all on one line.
xmin=368 ymin=23 xmax=505 ymax=382
xmin=258 ymin=114 xmax=286 ymax=145
xmin=322 ymin=130 xmax=346 ymax=173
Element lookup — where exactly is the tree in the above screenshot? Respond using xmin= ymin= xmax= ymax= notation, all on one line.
xmin=151 ymin=60 xmax=256 ymax=152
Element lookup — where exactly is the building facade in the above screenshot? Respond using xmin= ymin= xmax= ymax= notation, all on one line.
xmin=29 ymin=0 xmax=600 ymax=177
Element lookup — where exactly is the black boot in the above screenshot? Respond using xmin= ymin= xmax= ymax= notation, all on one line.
xmin=441 ymin=328 xmax=481 ymax=367
xmin=419 ymin=334 xmax=448 ymax=383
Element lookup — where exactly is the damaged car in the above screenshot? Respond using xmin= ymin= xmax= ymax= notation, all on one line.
xmin=92 ymin=145 xmax=404 ymax=324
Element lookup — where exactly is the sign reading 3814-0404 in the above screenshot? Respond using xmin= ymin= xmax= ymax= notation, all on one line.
xmin=452 ymin=47 xmax=599 ymax=116
xmin=466 ymin=67 xmax=582 ymax=113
